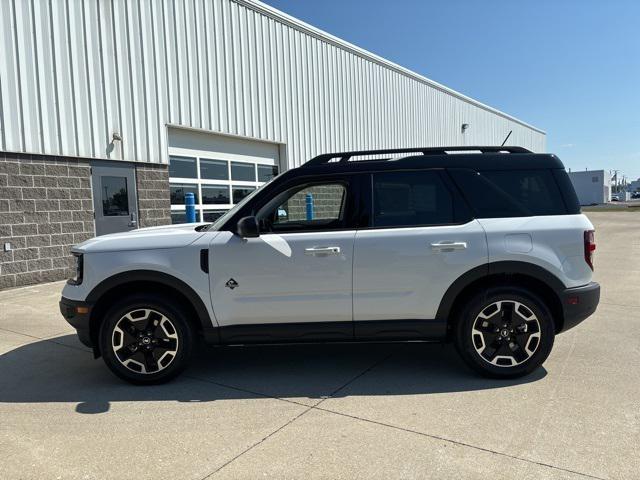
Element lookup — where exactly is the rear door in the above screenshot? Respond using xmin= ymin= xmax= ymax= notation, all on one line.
xmin=353 ymin=169 xmax=488 ymax=338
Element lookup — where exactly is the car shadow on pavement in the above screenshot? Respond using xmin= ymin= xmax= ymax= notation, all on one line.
xmin=0 ymin=334 xmax=546 ymax=414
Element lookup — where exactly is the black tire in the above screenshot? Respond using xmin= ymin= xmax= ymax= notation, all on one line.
xmin=454 ymin=287 xmax=555 ymax=379
xmin=99 ymin=293 xmax=194 ymax=385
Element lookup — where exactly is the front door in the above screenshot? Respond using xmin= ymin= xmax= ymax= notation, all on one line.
xmin=209 ymin=178 xmax=356 ymax=342
xmin=91 ymin=162 xmax=139 ymax=236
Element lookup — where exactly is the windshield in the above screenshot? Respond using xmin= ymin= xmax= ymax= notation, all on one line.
xmin=205 ymin=179 xmax=273 ymax=231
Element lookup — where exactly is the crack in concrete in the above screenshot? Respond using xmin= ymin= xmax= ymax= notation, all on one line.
xmin=0 ymin=326 xmax=89 ymax=353
xmin=599 ymin=301 xmax=640 ymax=309
xmin=187 ymin=355 xmax=607 ymax=480
xmin=0 ymin=328 xmax=608 ymax=480
xmin=198 ymin=349 xmax=399 ymax=479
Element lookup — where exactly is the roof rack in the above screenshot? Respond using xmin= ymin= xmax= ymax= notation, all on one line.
xmin=303 ymin=146 xmax=532 ymax=167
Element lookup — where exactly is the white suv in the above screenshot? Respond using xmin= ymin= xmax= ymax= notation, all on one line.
xmin=60 ymin=146 xmax=600 ymax=384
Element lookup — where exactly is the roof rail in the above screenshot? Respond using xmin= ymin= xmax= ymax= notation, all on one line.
xmin=303 ymin=146 xmax=532 ymax=167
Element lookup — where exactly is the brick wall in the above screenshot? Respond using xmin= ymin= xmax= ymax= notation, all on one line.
xmin=135 ymin=164 xmax=171 ymax=228
xmin=0 ymin=153 xmax=94 ymax=289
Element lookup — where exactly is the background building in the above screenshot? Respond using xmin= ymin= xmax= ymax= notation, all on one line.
xmin=567 ymin=170 xmax=612 ymax=205
xmin=0 ymin=0 xmax=545 ymax=289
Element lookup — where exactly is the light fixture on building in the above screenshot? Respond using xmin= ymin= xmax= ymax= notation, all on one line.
xmin=461 ymin=123 xmax=469 ymax=133
xmin=112 ymin=132 xmax=122 ymax=142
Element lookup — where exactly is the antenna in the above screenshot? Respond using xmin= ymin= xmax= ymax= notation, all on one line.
xmin=501 ymin=130 xmax=512 ymax=147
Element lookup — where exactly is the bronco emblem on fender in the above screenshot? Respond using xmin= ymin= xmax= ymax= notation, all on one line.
xmin=225 ymin=278 xmax=239 ymax=290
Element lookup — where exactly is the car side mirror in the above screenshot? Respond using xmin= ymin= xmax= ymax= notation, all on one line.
xmin=237 ymin=216 xmax=260 ymax=238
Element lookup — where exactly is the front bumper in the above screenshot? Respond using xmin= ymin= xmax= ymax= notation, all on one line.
xmin=59 ymin=297 xmax=93 ymax=348
xmin=559 ymin=281 xmax=600 ymax=333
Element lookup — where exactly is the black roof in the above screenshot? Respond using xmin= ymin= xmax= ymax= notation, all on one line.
xmin=296 ymin=146 xmax=564 ymax=175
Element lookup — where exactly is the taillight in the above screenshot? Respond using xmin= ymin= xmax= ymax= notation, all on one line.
xmin=584 ymin=230 xmax=596 ymax=270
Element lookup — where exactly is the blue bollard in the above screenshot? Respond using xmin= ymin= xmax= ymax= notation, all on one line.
xmin=185 ymin=192 xmax=196 ymax=223
xmin=305 ymin=193 xmax=314 ymax=221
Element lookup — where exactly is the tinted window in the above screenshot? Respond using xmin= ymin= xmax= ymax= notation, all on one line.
xmin=200 ymin=159 xmax=228 ymax=180
xmin=170 ymin=183 xmax=199 ymax=204
xmin=231 ymin=162 xmax=256 ymax=182
xmin=372 ymin=171 xmax=455 ymax=227
xmin=258 ymin=164 xmax=279 ymax=182
xmin=203 ymin=210 xmax=227 ymax=222
xmin=101 ymin=176 xmax=129 ymax=216
xmin=481 ymin=170 xmax=565 ymax=216
xmin=448 ymin=170 xmax=525 ymax=218
xmin=449 ymin=169 xmax=569 ymax=217
xmin=552 ymin=169 xmax=580 ymax=214
xmin=171 ymin=210 xmax=186 ymax=224
xmin=202 ymin=185 xmax=230 ymax=204
xmin=169 ymin=156 xmax=197 ymax=178
xmin=232 ymin=186 xmax=255 ymax=203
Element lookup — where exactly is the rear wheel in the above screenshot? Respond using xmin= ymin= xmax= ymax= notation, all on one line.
xmin=99 ymin=294 xmax=194 ymax=384
xmin=454 ymin=288 xmax=555 ymax=378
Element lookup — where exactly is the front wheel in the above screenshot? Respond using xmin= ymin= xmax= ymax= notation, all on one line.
xmin=454 ymin=288 xmax=555 ymax=378
xmin=99 ymin=294 xmax=194 ymax=384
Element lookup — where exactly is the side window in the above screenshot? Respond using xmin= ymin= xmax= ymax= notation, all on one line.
xmin=372 ymin=171 xmax=456 ymax=227
xmin=481 ymin=170 xmax=565 ymax=216
xmin=449 ymin=169 xmax=568 ymax=217
xmin=258 ymin=183 xmax=348 ymax=233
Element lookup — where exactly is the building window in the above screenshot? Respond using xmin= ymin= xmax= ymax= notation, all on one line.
xmin=169 ymin=154 xmax=278 ymax=223
xmin=201 ymin=159 xmax=229 ymax=180
xmin=170 ymin=183 xmax=199 ymax=204
xmin=202 ymin=210 xmax=227 ymax=222
xmin=231 ymin=161 xmax=256 ymax=182
xmin=101 ymin=176 xmax=129 ymax=216
xmin=202 ymin=185 xmax=230 ymax=205
xmin=258 ymin=164 xmax=279 ymax=182
xmin=169 ymin=156 xmax=197 ymax=178
xmin=171 ymin=210 xmax=186 ymax=224
xmin=592 ymin=176 xmax=599 ymax=183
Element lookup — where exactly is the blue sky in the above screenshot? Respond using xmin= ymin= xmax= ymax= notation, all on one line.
xmin=262 ymin=0 xmax=640 ymax=180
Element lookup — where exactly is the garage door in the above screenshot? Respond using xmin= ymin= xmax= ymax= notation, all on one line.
xmin=167 ymin=128 xmax=281 ymax=223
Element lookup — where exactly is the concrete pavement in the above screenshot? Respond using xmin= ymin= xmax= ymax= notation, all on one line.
xmin=0 ymin=211 xmax=638 ymax=479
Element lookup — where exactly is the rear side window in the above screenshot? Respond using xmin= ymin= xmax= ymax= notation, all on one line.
xmin=552 ymin=169 xmax=581 ymax=214
xmin=372 ymin=171 xmax=461 ymax=227
xmin=449 ymin=169 xmax=568 ymax=217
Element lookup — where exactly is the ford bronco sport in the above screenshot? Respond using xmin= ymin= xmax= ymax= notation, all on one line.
xmin=60 ymin=146 xmax=600 ymax=384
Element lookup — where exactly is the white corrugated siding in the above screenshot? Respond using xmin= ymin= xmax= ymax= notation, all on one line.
xmin=0 ymin=0 xmax=545 ymax=167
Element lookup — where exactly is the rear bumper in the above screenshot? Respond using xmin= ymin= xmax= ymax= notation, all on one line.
xmin=559 ymin=282 xmax=600 ymax=333
xmin=59 ymin=297 xmax=93 ymax=347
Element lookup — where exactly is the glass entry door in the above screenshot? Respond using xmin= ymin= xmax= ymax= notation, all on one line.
xmin=91 ymin=162 xmax=139 ymax=236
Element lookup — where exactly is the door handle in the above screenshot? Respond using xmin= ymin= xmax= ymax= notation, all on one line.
xmin=128 ymin=212 xmax=138 ymax=228
xmin=304 ymin=246 xmax=341 ymax=256
xmin=430 ymin=241 xmax=467 ymax=252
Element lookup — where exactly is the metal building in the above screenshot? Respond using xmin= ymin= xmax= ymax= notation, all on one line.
xmin=567 ymin=170 xmax=612 ymax=205
xmin=0 ymin=0 xmax=545 ymax=289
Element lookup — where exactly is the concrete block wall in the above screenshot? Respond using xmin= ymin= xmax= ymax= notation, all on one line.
xmin=135 ymin=164 xmax=172 ymax=228
xmin=286 ymin=185 xmax=345 ymax=220
xmin=0 ymin=153 xmax=94 ymax=289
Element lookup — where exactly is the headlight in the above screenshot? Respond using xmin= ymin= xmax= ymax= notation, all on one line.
xmin=68 ymin=253 xmax=83 ymax=285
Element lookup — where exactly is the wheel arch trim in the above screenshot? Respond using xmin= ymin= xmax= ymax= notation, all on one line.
xmin=436 ymin=261 xmax=566 ymax=322
xmin=86 ymin=270 xmax=215 ymax=335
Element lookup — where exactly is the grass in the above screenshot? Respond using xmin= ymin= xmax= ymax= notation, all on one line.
xmin=582 ymin=205 xmax=640 ymax=212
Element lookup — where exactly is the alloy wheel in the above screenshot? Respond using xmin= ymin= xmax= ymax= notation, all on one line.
xmin=112 ymin=309 xmax=179 ymax=374
xmin=471 ymin=300 xmax=541 ymax=367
